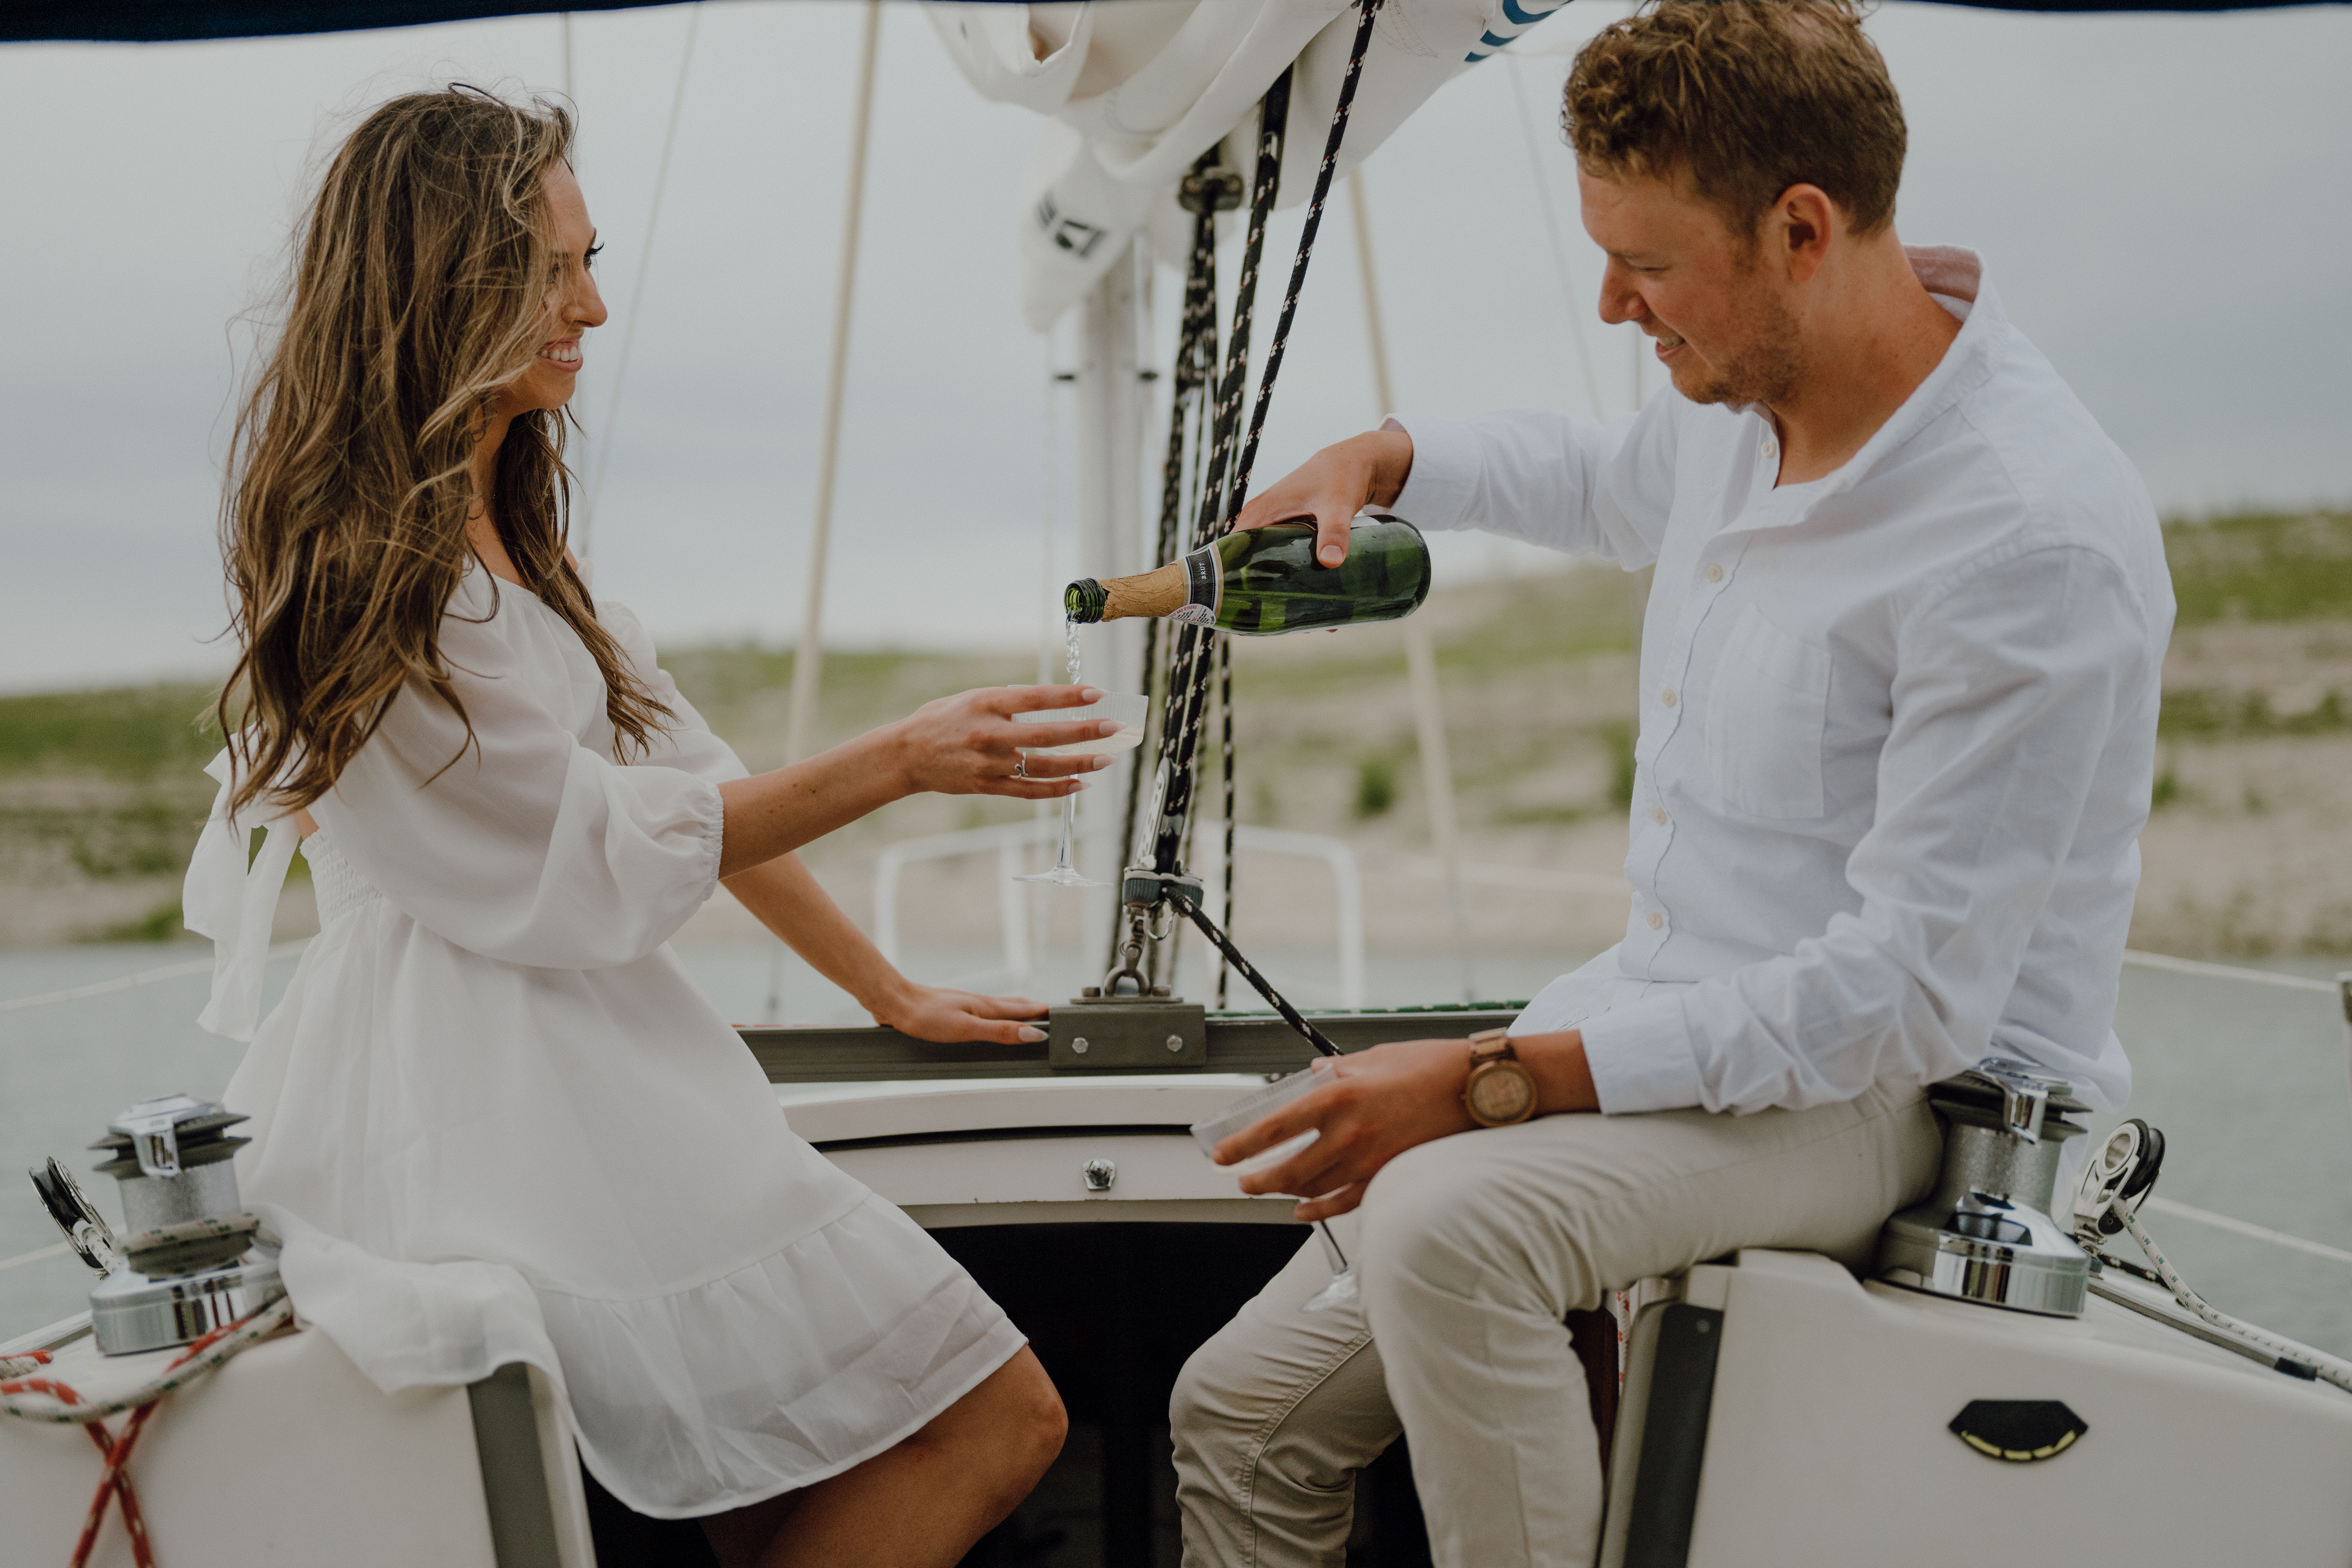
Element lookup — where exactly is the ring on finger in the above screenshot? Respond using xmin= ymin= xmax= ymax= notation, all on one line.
xmin=1013 ymin=756 xmax=1029 ymax=780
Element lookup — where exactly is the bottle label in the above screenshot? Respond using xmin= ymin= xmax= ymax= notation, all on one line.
xmin=1183 ymin=546 xmax=1221 ymax=621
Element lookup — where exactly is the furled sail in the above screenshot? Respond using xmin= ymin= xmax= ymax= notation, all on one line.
xmin=929 ymin=0 xmax=1573 ymax=328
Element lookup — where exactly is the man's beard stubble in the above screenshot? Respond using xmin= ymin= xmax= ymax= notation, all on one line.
xmin=1672 ymin=270 xmax=1802 ymax=411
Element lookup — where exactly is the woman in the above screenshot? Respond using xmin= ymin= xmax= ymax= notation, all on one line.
xmin=186 ymin=87 xmax=1106 ymax=1566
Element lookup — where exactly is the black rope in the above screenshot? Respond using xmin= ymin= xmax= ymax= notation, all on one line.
xmin=1174 ymin=890 xmax=1341 ymax=1056
xmin=1143 ymin=0 xmax=1386 ymax=1039
xmin=1111 ymin=150 xmax=1230 ymax=980
xmin=1216 ymin=635 xmax=1235 ymax=1006
xmin=1149 ymin=64 xmax=1294 ymax=881
xmin=1221 ymin=0 xmax=1384 ymax=528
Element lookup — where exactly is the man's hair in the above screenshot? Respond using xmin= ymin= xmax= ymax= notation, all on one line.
xmin=1564 ymin=0 xmax=1906 ymax=237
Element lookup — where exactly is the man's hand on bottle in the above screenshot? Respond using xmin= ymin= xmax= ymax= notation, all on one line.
xmin=1234 ymin=428 xmax=1414 ymax=568
xmin=890 ymin=684 xmax=1115 ymax=800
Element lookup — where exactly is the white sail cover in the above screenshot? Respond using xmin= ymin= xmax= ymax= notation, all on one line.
xmin=931 ymin=0 xmax=1576 ymax=328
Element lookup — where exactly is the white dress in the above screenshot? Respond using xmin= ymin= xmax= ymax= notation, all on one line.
xmin=183 ymin=565 xmax=1025 ymax=1518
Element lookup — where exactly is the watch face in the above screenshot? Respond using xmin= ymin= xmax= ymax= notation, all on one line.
xmin=1469 ymin=1065 xmax=1536 ymax=1124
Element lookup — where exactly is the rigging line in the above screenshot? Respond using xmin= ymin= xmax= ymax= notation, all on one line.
xmin=2117 ymin=948 xmax=2339 ymax=995
xmin=1115 ymin=162 xmax=1218 ymax=924
xmin=1150 ymin=0 xmax=1385 ymax=1026
xmin=2140 ymin=1196 xmax=2352 ymax=1267
xmin=1157 ymin=76 xmax=1293 ymax=807
xmin=580 ymin=1 xmax=703 ymax=553
xmin=1151 ymin=68 xmax=1294 ymax=879
xmin=1163 ymin=0 xmax=1387 ymax=882
xmin=1217 ymin=634 xmax=1235 ymax=1006
xmin=1113 ymin=163 xmax=1225 ymax=974
xmin=1191 ymin=74 xmax=1291 ymax=554
xmin=0 ymin=941 xmax=308 ymax=1017
xmin=1505 ymin=51 xmax=1608 ymax=423
xmin=1222 ymin=0 xmax=1387 ymax=526
xmin=0 ymin=1243 xmax=71 ymax=1274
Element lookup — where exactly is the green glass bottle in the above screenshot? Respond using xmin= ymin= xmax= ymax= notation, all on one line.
xmin=1065 ymin=519 xmax=1430 ymax=636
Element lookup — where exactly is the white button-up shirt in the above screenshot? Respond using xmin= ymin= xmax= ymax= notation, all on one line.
xmin=1392 ymin=249 xmax=2170 ymax=1116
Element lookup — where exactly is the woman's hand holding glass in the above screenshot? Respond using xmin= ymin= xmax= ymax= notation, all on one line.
xmin=889 ymin=684 xmax=1117 ymax=799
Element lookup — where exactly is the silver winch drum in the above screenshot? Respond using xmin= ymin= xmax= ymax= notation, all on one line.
xmin=83 ymin=1094 xmax=284 ymax=1356
xmin=1875 ymin=1061 xmax=2091 ymax=1317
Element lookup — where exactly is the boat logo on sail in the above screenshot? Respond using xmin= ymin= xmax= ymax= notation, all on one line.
xmin=1033 ymin=192 xmax=1107 ymax=258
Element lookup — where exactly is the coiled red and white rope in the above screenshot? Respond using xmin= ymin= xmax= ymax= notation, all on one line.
xmin=1 ymin=1295 xmax=294 ymax=1567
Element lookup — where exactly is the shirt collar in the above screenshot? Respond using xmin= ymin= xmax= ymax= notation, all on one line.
xmin=1728 ymin=246 xmax=2005 ymax=533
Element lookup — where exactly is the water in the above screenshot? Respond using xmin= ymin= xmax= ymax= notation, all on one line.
xmin=4 ymin=943 xmax=2346 ymax=1360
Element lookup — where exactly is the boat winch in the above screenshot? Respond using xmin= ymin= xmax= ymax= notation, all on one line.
xmin=1875 ymin=1060 xmax=2092 ymax=1317
xmin=43 ymin=1093 xmax=287 ymax=1355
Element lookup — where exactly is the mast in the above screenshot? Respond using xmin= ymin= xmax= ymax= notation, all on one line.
xmin=1069 ymin=239 xmax=1152 ymax=933
xmin=785 ymin=0 xmax=883 ymax=765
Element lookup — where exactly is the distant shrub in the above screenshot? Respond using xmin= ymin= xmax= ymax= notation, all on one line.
xmin=2164 ymin=510 xmax=2352 ymax=624
xmin=1601 ymin=721 xmax=1637 ymax=810
xmin=98 ymin=899 xmax=185 ymax=944
xmin=1354 ymin=755 xmax=1398 ymax=819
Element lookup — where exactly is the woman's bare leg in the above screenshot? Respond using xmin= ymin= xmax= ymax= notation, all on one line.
xmin=700 ymin=1347 xmax=1066 ymax=1568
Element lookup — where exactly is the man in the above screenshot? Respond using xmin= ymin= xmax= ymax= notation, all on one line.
xmin=1168 ymin=3 xmax=2172 ymax=1565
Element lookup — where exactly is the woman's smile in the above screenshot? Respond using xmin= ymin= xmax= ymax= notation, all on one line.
xmin=538 ymin=337 xmax=583 ymax=372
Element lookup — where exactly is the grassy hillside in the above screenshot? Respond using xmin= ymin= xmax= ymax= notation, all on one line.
xmin=0 ymin=684 xmax=222 ymax=780
xmin=2162 ymin=509 xmax=2352 ymax=626
xmin=2 ymin=505 xmax=2347 ymax=949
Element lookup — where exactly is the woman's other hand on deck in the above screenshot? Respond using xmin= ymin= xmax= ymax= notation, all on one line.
xmin=889 ymin=684 xmax=1115 ymax=800
xmin=872 ymin=983 xmax=1050 ymax=1046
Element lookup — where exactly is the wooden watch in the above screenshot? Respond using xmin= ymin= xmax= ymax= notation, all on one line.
xmin=1461 ymin=1027 xmax=1538 ymax=1128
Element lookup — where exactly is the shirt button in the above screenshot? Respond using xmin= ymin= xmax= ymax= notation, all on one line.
xmin=1759 ymin=432 xmax=1778 ymax=460
xmin=1646 ymin=910 xmax=1665 ymax=930
xmin=1660 ymin=688 xmax=1678 ymax=708
xmin=1650 ymin=806 xmax=1668 ymax=825
xmin=1705 ymin=563 xmax=1724 ymax=583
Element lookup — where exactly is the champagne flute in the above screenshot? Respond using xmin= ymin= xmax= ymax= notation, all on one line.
xmin=1013 ymin=693 xmax=1149 ymax=888
xmin=1191 ymin=1066 xmax=1358 ymax=1312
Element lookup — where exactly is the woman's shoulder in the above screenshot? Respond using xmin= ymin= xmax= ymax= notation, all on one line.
xmin=436 ymin=563 xmax=549 ymax=673
xmin=448 ymin=561 xmax=505 ymax=620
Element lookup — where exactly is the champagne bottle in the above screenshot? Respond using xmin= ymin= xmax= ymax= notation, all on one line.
xmin=1065 ymin=519 xmax=1430 ymax=636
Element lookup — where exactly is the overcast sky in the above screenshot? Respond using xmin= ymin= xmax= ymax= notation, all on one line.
xmin=2 ymin=0 xmax=2346 ymax=693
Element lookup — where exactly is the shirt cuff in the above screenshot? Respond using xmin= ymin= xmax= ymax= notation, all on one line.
xmin=1383 ymin=414 xmax=1481 ymax=533
xmin=1575 ymin=995 xmax=1706 ymax=1115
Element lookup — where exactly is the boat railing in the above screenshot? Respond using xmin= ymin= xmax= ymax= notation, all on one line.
xmin=1 ymin=927 xmax=2347 ymax=1276
xmin=872 ymin=819 xmax=1373 ymax=1007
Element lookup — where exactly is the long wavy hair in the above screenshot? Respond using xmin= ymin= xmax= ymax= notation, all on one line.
xmin=217 ymin=86 xmax=671 ymax=817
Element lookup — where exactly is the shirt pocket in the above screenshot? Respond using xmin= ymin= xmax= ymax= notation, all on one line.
xmin=1705 ymin=602 xmax=1830 ymax=820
